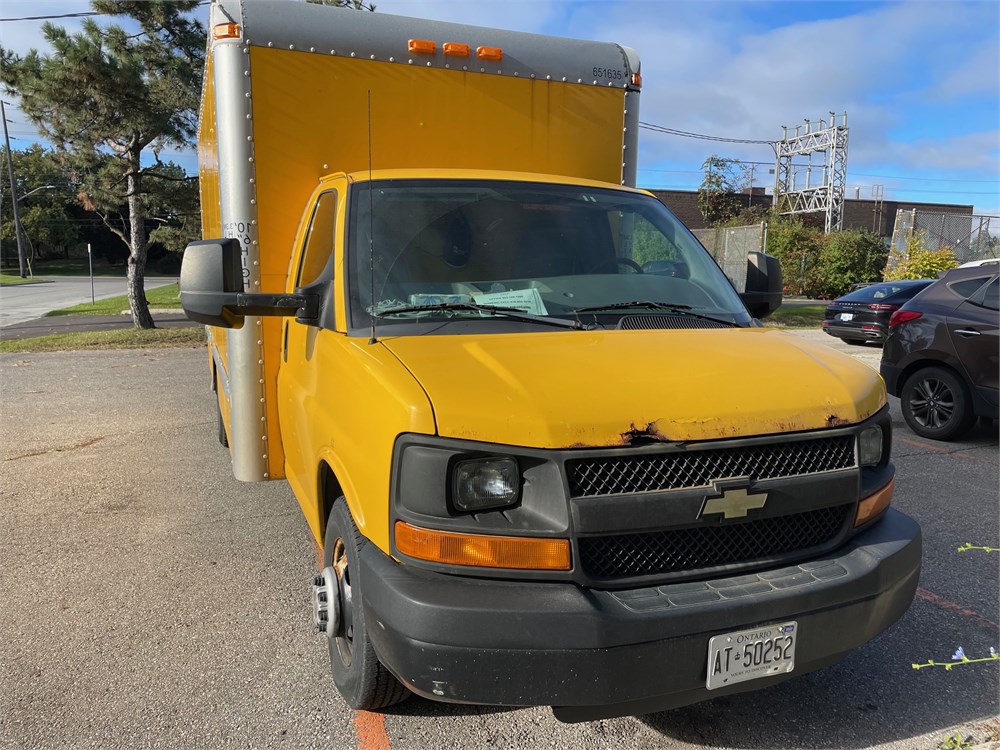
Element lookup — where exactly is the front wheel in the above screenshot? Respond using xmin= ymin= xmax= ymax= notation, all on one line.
xmin=900 ymin=366 xmax=975 ymax=441
xmin=323 ymin=498 xmax=410 ymax=710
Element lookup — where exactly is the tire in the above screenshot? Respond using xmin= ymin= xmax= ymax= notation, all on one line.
xmin=900 ymin=366 xmax=976 ymax=441
xmin=323 ymin=498 xmax=410 ymax=710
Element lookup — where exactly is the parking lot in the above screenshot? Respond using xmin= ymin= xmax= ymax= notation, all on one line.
xmin=1 ymin=339 xmax=997 ymax=750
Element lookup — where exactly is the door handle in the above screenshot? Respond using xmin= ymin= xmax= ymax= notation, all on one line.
xmin=954 ymin=328 xmax=981 ymax=337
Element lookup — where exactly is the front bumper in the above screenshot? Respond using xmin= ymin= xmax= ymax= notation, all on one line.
xmin=880 ymin=361 xmax=903 ymax=396
xmin=361 ymin=508 xmax=920 ymax=721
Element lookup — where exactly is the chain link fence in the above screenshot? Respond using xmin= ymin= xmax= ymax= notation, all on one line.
xmin=692 ymin=223 xmax=767 ymax=292
xmin=888 ymin=209 xmax=998 ymax=271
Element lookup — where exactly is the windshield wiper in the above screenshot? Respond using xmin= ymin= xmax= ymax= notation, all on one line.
xmin=574 ymin=300 xmax=740 ymax=327
xmin=373 ymin=302 xmax=587 ymax=330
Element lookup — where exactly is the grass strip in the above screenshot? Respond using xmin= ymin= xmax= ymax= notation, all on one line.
xmin=0 ymin=273 xmax=48 ymax=285
xmin=0 ymin=327 xmax=205 ymax=353
xmin=763 ymin=304 xmax=825 ymax=329
xmin=46 ymin=283 xmax=182 ymax=317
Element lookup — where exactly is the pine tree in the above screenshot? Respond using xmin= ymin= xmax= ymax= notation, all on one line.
xmin=1 ymin=1 xmax=204 ymax=328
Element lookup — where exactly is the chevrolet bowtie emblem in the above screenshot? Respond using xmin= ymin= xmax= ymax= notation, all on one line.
xmin=701 ymin=486 xmax=768 ymax=519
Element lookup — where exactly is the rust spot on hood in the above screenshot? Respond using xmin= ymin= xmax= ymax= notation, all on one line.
xmin=826 ymin=414 xmax=852 ymax=428
xmin=620 ymin=421 xmax=670 ymax=445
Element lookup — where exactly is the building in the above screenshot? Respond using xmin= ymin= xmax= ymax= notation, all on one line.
xmin=646 ymin=188 xmax=974 ymax=239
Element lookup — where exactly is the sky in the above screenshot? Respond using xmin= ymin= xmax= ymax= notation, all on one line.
xmin=1 ymin=0 xmax=998 ymax=216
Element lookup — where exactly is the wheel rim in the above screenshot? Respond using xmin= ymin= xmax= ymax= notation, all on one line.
xmin=331 ymin=537 xmax=355 ymax=667
xmin=909 ymin=377 xmax=956 ymax=429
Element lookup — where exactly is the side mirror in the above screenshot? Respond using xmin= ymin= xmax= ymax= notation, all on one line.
xmin=740 ymin=251 xmax=782 ymax=319
xmin=179 ymin=239 xmax=316 ymax=328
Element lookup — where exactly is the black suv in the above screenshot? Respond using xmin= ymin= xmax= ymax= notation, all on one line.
xmin=880 ymin=266 xmax=999 ymax=440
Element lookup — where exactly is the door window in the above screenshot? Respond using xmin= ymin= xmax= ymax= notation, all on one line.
xmin=297 ymin=190 xmax=337 ymax=288
xmin=975 ymin=278 xmax=999 ymax=311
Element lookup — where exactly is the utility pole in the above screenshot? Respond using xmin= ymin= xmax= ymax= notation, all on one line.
xmin=1 ymin=100 xmax=29 ymax=278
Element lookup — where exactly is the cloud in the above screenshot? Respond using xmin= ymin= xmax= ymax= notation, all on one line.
xmin=3 ymin=0 xmax=995 ymax=207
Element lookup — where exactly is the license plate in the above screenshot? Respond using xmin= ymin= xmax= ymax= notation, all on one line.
xmin=838 ymin=312 xmax=854 ymax=321
xmin=706 ymin=622 xmax=797 ymax=690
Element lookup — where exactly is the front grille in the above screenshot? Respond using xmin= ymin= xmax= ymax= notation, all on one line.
xmin=566 ymin=435 xmax=855 ymax=498
xmin=579 ymin=504 xmax=850 ymax=578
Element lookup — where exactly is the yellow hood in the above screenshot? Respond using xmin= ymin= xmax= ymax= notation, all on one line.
xmin=380 ymin=328 xmax=886 ymax=448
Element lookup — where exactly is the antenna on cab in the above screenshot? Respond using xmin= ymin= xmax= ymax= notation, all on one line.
xmin=367 ymin=90 xmax=378 ymax=345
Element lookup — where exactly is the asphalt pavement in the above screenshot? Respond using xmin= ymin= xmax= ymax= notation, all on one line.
xmin=0 ymin=276 xmax=179 ymax=329
xmin=0 ymin=335 xmax=997 ymax=750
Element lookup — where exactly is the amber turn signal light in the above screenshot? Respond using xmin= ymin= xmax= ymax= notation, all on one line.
xmin=855 ymin=477 xmax=894 ymax=527
xmin=212 ymin=23 xmax=241 ymax=40
xmin=395 ymin=521 xmax=570 ymax=570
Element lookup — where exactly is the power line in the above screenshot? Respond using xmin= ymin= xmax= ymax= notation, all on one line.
xmin=850 ymin=171 xmax=999 ymax=184
xmin=0 ymin=2 xmax=210 ymax=23
xmin=0 ymin=11 xmax=102 ymax=22
xmin=639 ymin=121 xmax=776 ymax=146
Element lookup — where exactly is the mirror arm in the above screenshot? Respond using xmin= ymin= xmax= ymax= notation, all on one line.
xmin=232 ymin=293 xmax=316 ymax=318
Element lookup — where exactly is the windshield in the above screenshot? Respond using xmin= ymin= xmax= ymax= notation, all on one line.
xmin=347 ymin=179 xmax=749 ymax=332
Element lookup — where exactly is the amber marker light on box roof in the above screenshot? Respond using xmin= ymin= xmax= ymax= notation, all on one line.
xmin=212 ymin=23 xmax=241 ymax=40
xmin=408 ymin=39 xmax=437 ymax=55
xmin=443 ymin=42 xmax=470 ymax=57
xmin=476 ymin=46 xmax=503 ymax=61
xmin=855 ymin=477 xmax=895 ymax=527
xmin=395 ymin=521 xmax=570 ymax=570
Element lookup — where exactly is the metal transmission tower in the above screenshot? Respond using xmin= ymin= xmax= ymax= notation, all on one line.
xmin=773 ymin=112 xmax=849 ymax=233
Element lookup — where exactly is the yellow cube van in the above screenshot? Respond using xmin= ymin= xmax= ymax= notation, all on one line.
xmin=180 ymin=0 xmax=921 ymax=722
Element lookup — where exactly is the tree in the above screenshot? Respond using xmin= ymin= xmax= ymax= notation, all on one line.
xmin=820 ymin=229 xmax=888 ymax=297
xmin=306 ymin=0 xmax=377 ymax=9
xmin=0 ymin=145 xmax=80 ymax=267
xmin=1 ymin=1 xmax=204 ymax=327
xmin=884 ymin=233 xmax=959 ymax=281
xmin=697 ymin=155 xmax=748 ymax=226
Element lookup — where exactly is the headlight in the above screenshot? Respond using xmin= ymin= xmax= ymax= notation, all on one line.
xmin=452 ymin=456 xmax=520 ymax=512
xmin=859 ymin=426 xmax=883 ymax=467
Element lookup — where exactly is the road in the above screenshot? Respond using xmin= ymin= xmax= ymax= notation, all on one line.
xmin=0 ymin=276 xmax=177 ymax=327
xmin=0 ymin=340 xmax=997 ymax=750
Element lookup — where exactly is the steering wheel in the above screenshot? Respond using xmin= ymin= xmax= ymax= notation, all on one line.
xmin=587 ymin=257 xmax=644 ymax=274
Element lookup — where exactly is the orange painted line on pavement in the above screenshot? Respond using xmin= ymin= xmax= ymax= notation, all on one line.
xmin=898 ymin=437 xmax=950 ymax=453
xmin=355 ymin=710 xmax=392 ymax=750
xmin=898 ymin=437 xmax=997 ymax=464
xmin=916 ymin=588 xmax=1000 ymax=632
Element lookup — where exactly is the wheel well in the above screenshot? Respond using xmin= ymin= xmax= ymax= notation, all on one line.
xmin=318 ymin=461 xmax=343 ymax=543
xmin=898 ymin=359 xmax=969 ymax=397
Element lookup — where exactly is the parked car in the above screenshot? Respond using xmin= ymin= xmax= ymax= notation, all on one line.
xmin=880 ymin=266 xmax=999 ymax=440
xmin=823 ymin=280 xmax=936 ymax=345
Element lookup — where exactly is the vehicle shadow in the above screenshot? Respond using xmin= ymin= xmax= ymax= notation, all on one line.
xmin=385 ymin=697 xmax=514 ymax=719
xmin=636 ymin=604 xmax=1000 ymax=749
